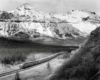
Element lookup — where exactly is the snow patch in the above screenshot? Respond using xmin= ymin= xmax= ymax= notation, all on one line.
xmin=71 ymin=22 xmax=97 ymax=35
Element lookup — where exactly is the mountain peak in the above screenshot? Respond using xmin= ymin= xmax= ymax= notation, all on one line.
xmin=17 ymin=3 xmax=33 ymax=10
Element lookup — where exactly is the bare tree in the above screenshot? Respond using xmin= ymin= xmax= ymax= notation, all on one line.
xmin=14 ymin=71 xmax=21 ymax=80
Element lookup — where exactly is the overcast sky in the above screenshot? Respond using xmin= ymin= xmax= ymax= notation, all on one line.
xmin=0 ymin=0 xmax=100 ymax=15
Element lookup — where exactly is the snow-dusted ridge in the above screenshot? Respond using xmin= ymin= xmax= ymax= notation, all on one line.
xmin=0 ymin=3 xmax=99 ymax=41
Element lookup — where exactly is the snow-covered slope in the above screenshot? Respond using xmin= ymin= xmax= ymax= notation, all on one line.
xmin=0 ymin=22 xmax=86 ymax=40
xmin=54 ymin=10 xmax=97 ymax=23
xmin=53 ymin=10 xmax=100 ymax=35
xmin=71 ymin=22 xmax=97 ymax=35
xmin=0 ymin=3 xmax=99 ymax=41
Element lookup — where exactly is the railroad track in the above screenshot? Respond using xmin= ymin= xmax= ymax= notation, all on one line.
xmin=0 ymin=52 xmax=64 ymax=78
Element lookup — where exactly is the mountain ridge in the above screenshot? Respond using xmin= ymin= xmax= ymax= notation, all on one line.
xmin=0 ymin=3 xmax=99 ymax=45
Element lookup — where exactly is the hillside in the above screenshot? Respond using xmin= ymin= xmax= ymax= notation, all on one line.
xmin=47 ymin=26 xmax=100 ymax=80
xmin=0 ymin=37 xmax=78 ymax=52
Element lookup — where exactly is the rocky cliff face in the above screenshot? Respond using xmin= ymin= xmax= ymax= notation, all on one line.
xmin=0 ymin=22 xmax=85 ymax=40
xmin=0 ymin=3 xmax=99 ymax=42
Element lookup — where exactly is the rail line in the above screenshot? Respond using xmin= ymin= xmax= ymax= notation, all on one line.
xmin=0 ymin=52 xmax=64 ymax=78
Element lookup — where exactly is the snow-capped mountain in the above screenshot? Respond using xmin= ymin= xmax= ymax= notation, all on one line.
xmin=0 ymin=3 xmax=99 ymax=42
xmin=53 ymin=10 xmax=100 ymax=35
xmin=54 ymin=10 xmax=95 ymax=22
xmin=9 ymin=3 xmax=51 ymax=21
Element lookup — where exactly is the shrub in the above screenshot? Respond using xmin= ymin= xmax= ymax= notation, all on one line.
xmin=0 ymin=51 xmax=26 ymax=65
xmin=14 ymin=71 xmax=21 ymax=80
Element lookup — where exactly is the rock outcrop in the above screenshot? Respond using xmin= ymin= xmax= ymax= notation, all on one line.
xmin=0 ymin=22 xmax=86 ymax=40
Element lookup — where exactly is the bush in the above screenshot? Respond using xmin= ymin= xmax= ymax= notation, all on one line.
xmin=0 ymin=51 xmax=26 ymax=65
xmin=14 ymin=71 xmax=21 ymax=80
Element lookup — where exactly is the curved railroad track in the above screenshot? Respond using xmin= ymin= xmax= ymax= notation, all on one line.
xmin=0 ymin=52 xmax=64 ymax=77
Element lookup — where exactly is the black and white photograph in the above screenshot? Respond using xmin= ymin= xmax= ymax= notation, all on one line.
xmin=0 ymin=0 xmax=99 ymax=80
